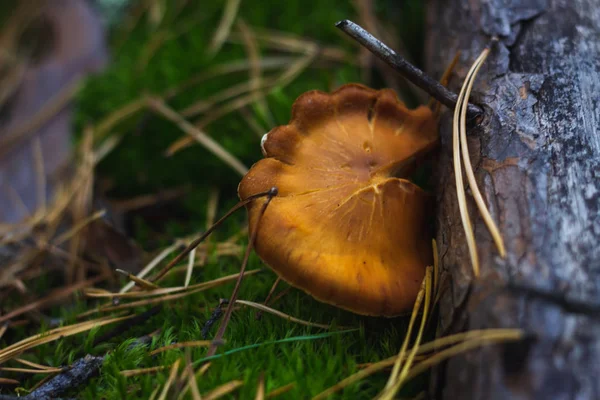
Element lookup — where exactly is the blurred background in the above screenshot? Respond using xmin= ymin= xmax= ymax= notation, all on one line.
xmin=0 ymin=0 xmax=425 ymax=243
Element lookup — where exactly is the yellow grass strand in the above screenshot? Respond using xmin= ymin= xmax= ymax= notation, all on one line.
xmin=116 ymin=269 xmax=160 ymax=290
xmin=208 ymin=0 xmax=242 ymax=56
xmin=86 ymin=269 xmax=261 ymax=300
xmin=120 ymin=242 xmax=181 ymax=293
xmin=53 ymin=210 xmax=106 ymax=245
xmin=121 ymin=365 xmax=169 ymax=377
xmin=254 ymin=372 xmax=265 ymax=400
xmin=203 ymin=380 xmax=244 ymax=400
xmin=314 ymin=329 xmax=522 ymax=399
xmin=0 ymin=366 xmax=62 ymax=374
xmin=266 ymin=382 xmax=295 ymax=398
xmin=0 ymin=315 xmax=133 ymax=364
xmin=147 ymin=97 xmax=248 ymax=176
xmin=149 ymin=340 xmax=212 ymax=356
xmin=453 ymin=50 xmax=489 ymax=276
xmin=458 ymin=49 xmax=506 ymax=258
xmin=384 ymin=267 xmax=430 ymax=390
xmin=234 ymin=300 xmax=344 ymax=330
xmin=379 ymin=268 xmax=432 ymax=400
xmin=157 ymin=359 xmax=181 ymax=400
xmin=14 ymin=358 xmax=58 ymax=371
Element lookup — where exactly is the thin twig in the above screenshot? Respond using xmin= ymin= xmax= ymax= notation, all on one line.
xmin=150 ymin=189 xmax=275 ymax=283
xmin=335 ymin=19 xmax=483 ymax=117
xmin=205 ymin=188 xmax=278 ymax=357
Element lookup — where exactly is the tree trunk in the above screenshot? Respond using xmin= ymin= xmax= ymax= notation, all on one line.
xmin=425 ymin=1 xmax=600 ymax=399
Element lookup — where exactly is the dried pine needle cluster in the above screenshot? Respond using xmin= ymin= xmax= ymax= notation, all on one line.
xmin=452 ymin=46 xmax=506 ymax=276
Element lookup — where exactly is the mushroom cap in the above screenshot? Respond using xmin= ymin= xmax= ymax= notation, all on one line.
xmin=238 ymin=84 xmax=438 ymax=317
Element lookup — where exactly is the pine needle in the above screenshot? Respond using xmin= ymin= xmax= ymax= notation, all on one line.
xmin=120 ymin=241 xmax=182 ymax=293
xmin=452 ymin=49 xmax=490 ymax=276
xmin=266 ymin=382 xmax=295 ymax=398
xmin=203 ymin=379 xmax=244 ymax=400
xmin=254 ymin=372 xmax=265 ymax=400
xmin=149 ymin=340 xmax=212 ymax=356
xmin=157 ymin=358 xmax=181 ymax=400
xmin=458 ymin=49 xmax=506 ymax=258
xmin=384 ymin=267 xmax=431 ymax=391
xmin=121 ymin=365 xmax=170 ymax=377
xmin=234 ymin=300 xmax=346 ymax=330
xmin=0 ymin=315 xmax=134 ymax=364
xmin=85 ymin=269 xmax=261 ymax=300
xmin=116 ymin=269 xmax=160 ymax=290
xmin=313 ymin=329 xmax=522 ymax=399
xmin=0 ymin=366 xmax=63 ymax=374
xmin=208 ymin=0 xmax=242 ymax=56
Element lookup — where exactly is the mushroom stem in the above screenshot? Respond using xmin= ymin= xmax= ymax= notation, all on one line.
xmin=335 ymin=19 xmax=483 ymax=118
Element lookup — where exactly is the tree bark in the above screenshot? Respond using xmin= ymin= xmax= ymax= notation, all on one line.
xmin=426 ymin=1 xmax=600 ymax=399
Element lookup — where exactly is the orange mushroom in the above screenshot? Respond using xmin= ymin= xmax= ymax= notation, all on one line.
xmin=238 ymin=84 xmax=438 ymax=317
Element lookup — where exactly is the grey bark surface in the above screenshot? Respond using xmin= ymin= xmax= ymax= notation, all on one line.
xmin=425 ymin=1 xmax=600 ymax=399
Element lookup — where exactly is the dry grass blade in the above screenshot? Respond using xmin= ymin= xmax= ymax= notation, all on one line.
xmin=203 ymin=380 xmax=244 ymax=400
xmin=149 ymin=340 xmax=212 ymax=356
xmin=0 ymin=366 xmax=63 ymax=374
xmin=167 ymin=54 xmax=316 ymax=156
xmin=110 ymin=186 xmax=189 ymax=212
xmin=208 ymin=0 xmax=242 ymax=56
xmin=157 ymin=359 xmax=181 ymax=400
xmin=79 ymin=287 xmax=208 ymax=316
xmin=313 ymin=329 xmax=523 ymax=399
xmin=121 ymin=241 xmax=181 ymax=293
xmin=184 ymin=351 xmax=202 ymax=400
xmin=0 ymin=273 xmax=108 ymax=324
xmin=147 ymin=97 xmax=248 ymax=176
xmin=116 ymin=269 xmax=160 ymax=290
xmin=94 ymin=97 xmax=146 ymax=141
xmin=206 ymin=192 xmax=275 ymax=358
xmin=379 ymin=269 xmax=432 ymax=399
xmin=177 ymin=362 xmax=212 ymax=400
xmin=401 ymin=330 xmax=523 ymax=384
xmin=238 ymin=20 xmax=274 ymax=127
xmin=235 ymin=300 xmax=345 ymax=330
xmin=266 ymin=382 xmax=295 ymax=398
xmin=453 ymin=49 xmax=490 ymax=277
xmin=178 ymin=75 xmax=276 ymax=118
xmin=53 ymin=210 xmax=106 ymax=245
xmin=32 ymin=137 xmax=46 ymax=213
xmin=0 ymin=377 xmax=19 ymax=385
xmin=184 ymin=248 xmax=197 ymax=288
xmin=87 ymin=269 xmax=261 ymax=299
xmin=121 ymin=365 xmax=170 ymax=377
xmin=384 ymin=267 xmax=430 ymax=391
xmin=14 ymin=358 xmax=57 ymax=371
xmin=458 ymin=49 xmax=506 ymax=258
xmin=228 ymin=28 xmax=351 ymax=62
xmin=149 ymin=386 xmax=160 ymax=400
xmin=163 ymin=57 xmax=294 ymax=99
xmin=255 ymin=372 xmax=265 ymax=400
xmin=0 ymin=324 xmax=7 ymax=340
xmin=0 ymin=315 xmax=134 ymax=364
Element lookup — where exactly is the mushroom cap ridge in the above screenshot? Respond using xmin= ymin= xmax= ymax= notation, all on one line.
xmin=238 ymin=83 xmax=438 ymax=317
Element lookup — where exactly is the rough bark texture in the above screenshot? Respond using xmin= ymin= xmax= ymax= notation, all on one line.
xmin=426 ymin=1 xmax=600 ymax=399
